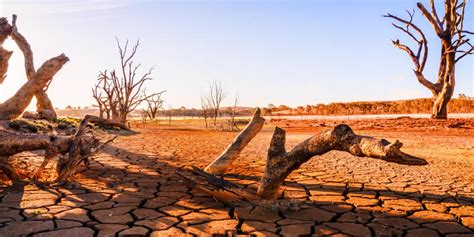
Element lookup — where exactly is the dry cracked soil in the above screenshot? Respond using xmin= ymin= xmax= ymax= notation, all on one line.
xmin=0 ymin=118 xmax=473 ymax=236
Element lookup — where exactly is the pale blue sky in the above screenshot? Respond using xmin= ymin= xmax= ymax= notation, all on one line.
xmin=0 ymin=0 xmax=472 ymax=109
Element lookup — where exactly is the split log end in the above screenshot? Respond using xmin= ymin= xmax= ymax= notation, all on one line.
xmin=204 ymin=107 xmax=265 ymax=175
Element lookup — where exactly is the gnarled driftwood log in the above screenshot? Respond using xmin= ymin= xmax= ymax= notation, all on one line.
xmin=257 ymin=124 xmax=427 ymax=198
xmin=0 ymin=115 xmax=121 ymax=184
xmin=204 ymin=108 xmax=265 ymax=175
xmin=178 ymin=124 xmax=427 ymax=203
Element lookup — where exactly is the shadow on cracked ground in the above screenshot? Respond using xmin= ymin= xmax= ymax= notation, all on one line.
xmin=0 ymin=123 xmax=473 ymax=236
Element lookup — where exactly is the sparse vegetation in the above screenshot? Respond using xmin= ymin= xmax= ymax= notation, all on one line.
xmin=1 ymin=1 xmax=474 ymax=235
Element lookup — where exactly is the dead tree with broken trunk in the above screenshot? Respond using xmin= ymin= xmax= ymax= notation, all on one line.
xmin=204 ymin=81 xmax=227 ymax=127
xmin=0 ymin=15 xmax=66 ymax=120
xmin=384 ymin=0 xmax=474 ymax=119
xmin=201 ymin=95 xmax=211 ymax=128
xmin=178 ymin=108 xmax=427 ymax=206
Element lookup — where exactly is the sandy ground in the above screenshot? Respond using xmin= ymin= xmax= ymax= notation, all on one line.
xmin=0 ymin=118 xmax=473 ymax=236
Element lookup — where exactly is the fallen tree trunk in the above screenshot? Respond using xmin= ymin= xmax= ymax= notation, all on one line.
xmin=56 ymin=115 xmax=121 ymax=183
xmin=86 ymin=115 xmax=130 ymax=131
xmin=178 ymin=124 xmax=427 ymax=202
xmin=0 ymin=115 xmax=123 ymax=184
xmin=257 ymin=124 xmax=427 ymax=198
xmin=204 ymin=108 xmax=265 ymax=175
xmin=0 ymin=130 xmax=71 ymax=181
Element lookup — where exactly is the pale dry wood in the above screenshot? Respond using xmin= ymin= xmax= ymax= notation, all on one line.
xmin=257 ymin=125 xmax=427 ymax=198
xmin=204 ymin=108 xmax=265 ymax=175
xmin=0 ymin=129 xmax=72 ymax=181
xmin=180 ymin=125 xmax=427 ymax=202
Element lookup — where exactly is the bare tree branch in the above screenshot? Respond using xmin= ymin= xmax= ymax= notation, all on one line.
xmin=417 ymin=2 xmax=444 ymax=36
xmin=92 ymin=38 xmax=162 ymax=124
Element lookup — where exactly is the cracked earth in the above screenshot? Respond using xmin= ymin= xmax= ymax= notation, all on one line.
xmin=0 ymin=118 xmax=473 ymax=236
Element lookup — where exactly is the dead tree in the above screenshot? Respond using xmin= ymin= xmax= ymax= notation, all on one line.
xmin=0 ymin=15 xmax=67 ymax=120
xmin=94 ymin=70 xmax=119 ymax=119
xmin=228 ymin=92 xmax=240 ymax=131
xmin=144 ymin=90 xmax=165 ymax=119
xmin=205 ymin=81 xmax=227 ymax=126
xmin=93 ymin=39 xmax=162 ymax=124
xmin=384 ymin=0 xmax=474 ymax=119
xmin=204 ymin=108 xmax=265 ymax=175
xmin=257 ymin=125 xmax=427 ymax=198
xmin=92 ymin=83 xmax=106 ymax=118
xmin=201 ymin=95 xmax=211 ymax=128
xmin=179 ymin=117 xmax=427 ymax=204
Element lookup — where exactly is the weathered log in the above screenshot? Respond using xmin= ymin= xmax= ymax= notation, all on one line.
xmin=86 ymin=115 xmax=130 ymax=131
xmin=0 ymin=129 xmax=71 ymax=181
xmin=257 ymin=124 xmax=428 ymax=198
xmin=180 ymin=124 xmax=427 ymax=202
xmin=204 ymin=108 xmax=265 ymax=175
xmin=56 ymin=115 xmax=121 ymax=183
xmin=0 ymin=54 xmax=69 ymax=120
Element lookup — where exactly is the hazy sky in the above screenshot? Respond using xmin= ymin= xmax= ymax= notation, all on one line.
xmin=0 ymin=0 xmax=473 ymax=109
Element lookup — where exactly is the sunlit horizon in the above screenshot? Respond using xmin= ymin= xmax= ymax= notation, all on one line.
xmin=0 ymin=0 xmax=472 ymax=110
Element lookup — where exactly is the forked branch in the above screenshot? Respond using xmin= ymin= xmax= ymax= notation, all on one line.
xmin=179 ymin=124 xmax=427 ymax=203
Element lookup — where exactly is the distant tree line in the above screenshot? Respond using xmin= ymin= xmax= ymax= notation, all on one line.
xmin=139 ymin=96 xmax=473 ymax=119
xmin=270 ymin=97 xmax=474 ymax=116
